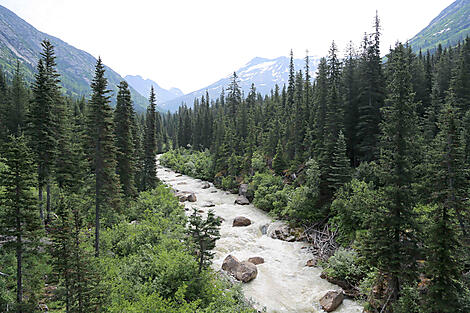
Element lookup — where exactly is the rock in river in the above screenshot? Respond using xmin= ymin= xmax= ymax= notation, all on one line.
xmin=319 ymin=290 xmax=344 ymax=312
xmin=222 ymin=255 xmax=257 ymax=283
xmin=247 ymin=257 xmax=265 ymax=265
xmin=235 ymin=195 xmax=250 ymax=205
xmin=233 ymin=216 xmax=252 ymax=227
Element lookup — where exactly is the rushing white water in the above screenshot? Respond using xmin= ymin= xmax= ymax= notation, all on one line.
xmin=157 ymin=161 xmax=363 ymax=313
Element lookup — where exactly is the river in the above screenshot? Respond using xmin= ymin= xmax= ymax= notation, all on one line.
xmin=157 ymin=161 xmax=363 ymax=313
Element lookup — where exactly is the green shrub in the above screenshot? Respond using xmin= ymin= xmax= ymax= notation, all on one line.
xmin=330 ymin=179 xmax=383 ymax=245
xmin=252 ymin=172 xmax=284 ymax=212
xmin=323 ymin=248 xmax=366 ymax=286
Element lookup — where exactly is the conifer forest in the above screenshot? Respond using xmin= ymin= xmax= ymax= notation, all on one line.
xmin=0 ymin=10 xmax=470 ymax=313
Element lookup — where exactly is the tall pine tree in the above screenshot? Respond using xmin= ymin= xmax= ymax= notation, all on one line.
xmin=86 ymin=57 xmax=120 ymax=256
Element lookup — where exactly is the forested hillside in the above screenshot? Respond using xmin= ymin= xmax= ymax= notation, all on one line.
xmin=160 ymin=15 xmax=470 ymax=313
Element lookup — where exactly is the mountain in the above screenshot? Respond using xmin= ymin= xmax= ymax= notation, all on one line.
xmin=0 ymin=4 xmax=148 ymax=111
xmin=409 ymin=0 xmax=470 ymax=53
xmin=160 ymin=56 xmax=320 ymax=113
xmin=124 ymin=75 xmax=183 ymax=104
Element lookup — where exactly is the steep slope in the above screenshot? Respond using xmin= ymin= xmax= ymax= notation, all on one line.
xmin=409 ymin=0 xmax=470 ymax=52
xmin=125 ymin=75 xmax=183 ymax=104
xmin=160 ymin=56 xmax=320 ymax=113
xmin=0 ymin=4 xmax=148 ymax=111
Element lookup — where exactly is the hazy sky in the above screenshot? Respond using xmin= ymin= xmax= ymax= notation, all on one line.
xmin=0 ymin=0 xmax=455 ymax=93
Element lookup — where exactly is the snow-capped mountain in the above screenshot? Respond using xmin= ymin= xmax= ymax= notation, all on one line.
xmin=124 ymin=75 xmax=183 ymax=104
xmin=160 ymin=56 xmax=321 ymax=113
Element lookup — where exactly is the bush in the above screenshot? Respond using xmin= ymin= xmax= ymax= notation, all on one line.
xmin=160 ymin=148 xmax=214 ymax=181
xmin=251 ymin=172 xmax=285 ymax=212
xmin=323 ymin=248 xmax=366 ymax=286
xmin=330 ymin=179 xmax=383 ymax=245
xmin=221 ymin=175 xmax=238 ymax=192
xmin=251 ymin=151 xmax=267 ymax=173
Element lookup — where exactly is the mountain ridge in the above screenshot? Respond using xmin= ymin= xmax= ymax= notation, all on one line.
xmin=409 ymin=0 xmax=470 ymax=52
xmin=124 ymin=74 xmax=183 ymax=105
xmin=0 ymin=4 xmax=149 ymax=112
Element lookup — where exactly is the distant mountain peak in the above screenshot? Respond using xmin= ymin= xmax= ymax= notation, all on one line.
xmin=124 ymin=75 xmax=184 ymax=104
xmin=159 ymin=55 xmax=320 ymax=113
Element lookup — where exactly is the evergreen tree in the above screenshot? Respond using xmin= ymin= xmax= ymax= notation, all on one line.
xmin=363 ymin=43 xmax=419 ymax=304
xmin=29 ymin=40 xmax=61 ymax=223
xmin=114 ymin=81 xmax=137 ymax=197
xmin=0 ymin=135 xmax=43 ymax=312
xmin=425 ymin=92 xmax=468 ymax=312
xmin=5 ymin=61 xmax=28 ymax=137
xmin=142 ymin=86 xmax=158 ymax=190
xmin=356 ymin=15 xmax=385 ymax=162
xmin=327 ymin=131 xmax=351 ymax=192
xmin=187 ymin=208 xmax=221 ymax=274
xmin=86 ymin=57 xmax=120 ymax=257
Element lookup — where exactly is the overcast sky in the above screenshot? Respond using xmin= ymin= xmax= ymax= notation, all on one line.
xmin=0 ymin=0 xmax=455 ymax=93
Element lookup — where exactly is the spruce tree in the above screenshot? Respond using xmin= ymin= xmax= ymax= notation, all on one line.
xmin=114 ymin=81 xmax=137 ymax=197
xmin=363 ymin=43 xmax=419 ymax=304
xmin=29 ymin=40 xmax=61 ymax=223
xmin=0 ymin=135 xmax=43 ymax=312
xmin=86 ymin=57 xmax=120 ymax=256
xmin=327 ymin=131 xmax=351 ymax=192
xmin=425 ymin=92 xmax=468 ymax=312
xmin=356 ymin=14 xmax=385 ymax=162
xmin=187 ymin=208 xmax=221 ymax=274
xmin=142 ymin=86 xmax=158 ymax=190
xmin=5 ymin=61 xmax=28 ymax=137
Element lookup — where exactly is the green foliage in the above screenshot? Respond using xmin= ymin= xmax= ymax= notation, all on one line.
xmin=221 ymin=175 xmax=238 ymax=192
xmin=251 ymin=172 xmax=287 ymax=212
xmin=0 ymin=135 xmax=44 ymax=311
xmin=101 ymin=186 xmax=255 ymax=312
xmin=187 ymin=208 xmax=221 ymax=273
xmin=160 ymin=148 xmax=214 ymax=181
xmin=331 ymin=179 xmax=383 ymax=245
xmin=323 ymin=248 xmax=367 ymax=287
xmin=392 ymin=284 xmax=423 ymax=313
xmin=283 ymin=159 xmax=322 ymax=222
xmin=251 ymin=151 xmax=267 ymax=173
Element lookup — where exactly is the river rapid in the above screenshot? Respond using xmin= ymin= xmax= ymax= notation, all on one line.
xmin=157 ymin=160 xmax=363 ymax=313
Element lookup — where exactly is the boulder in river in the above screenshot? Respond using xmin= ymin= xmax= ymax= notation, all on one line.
xmin=269 ymin=224 xmax=296 ymax=242
xmin=187 ymin=193 xmax=197 ymax=202
xmin=247 ymin=257 xmax=264 ymax=265
xmin=239 ymin=183 xmax=249 ymax=196
xmin=221 ymin=255 xmax=257 ymax=283
xmin=201 ymin=182 xmax=210 ymax=189
xmin=210 ymin=190 xmax=218 ymax=193
xmin=235 ymin=261 xmax=258 ymax=282
xmin=235 ymin=195 xmax=250 ymax=205
xmin=233 ymin=216 xmax=252 ymax=227
xmin=201 ymin=201 xmax=215 ymax=207
xmin=176 ymin=191 xmax=197 ymax=202
xmin=319 ymin=290 xmax=344 ymax=312
xmin=306 ymin=259 xmax=318 ymax=267
xmin=260 ymin=224 xmax=269 ymax=235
